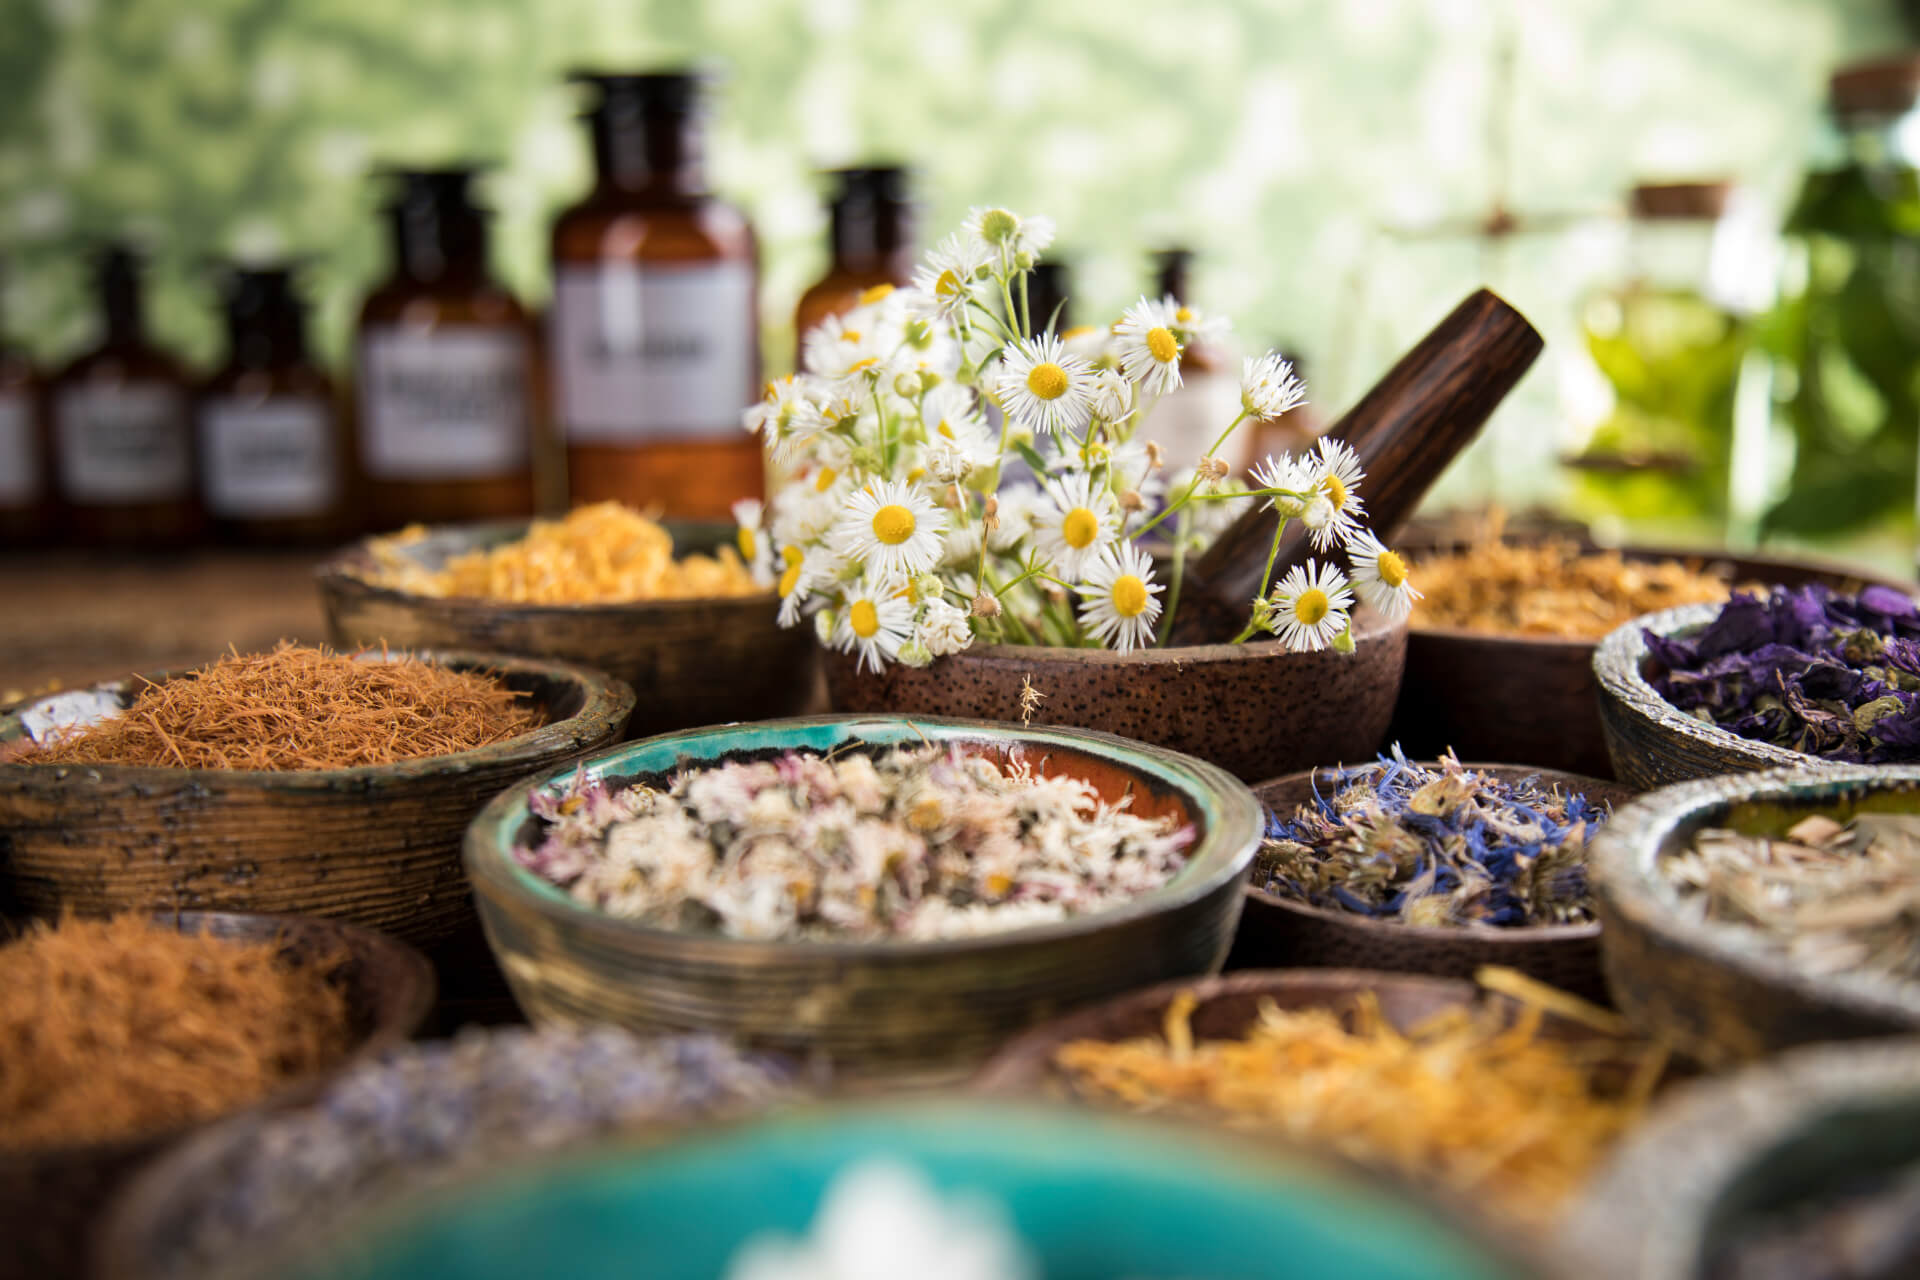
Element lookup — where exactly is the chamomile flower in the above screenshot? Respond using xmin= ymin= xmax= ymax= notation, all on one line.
xmin=775 ymin=545 xmax=830 ymax=628
xmin=834 ymin=576 xmax=915 ymax=674
xmin=964 ymin=207 xmax=1055 ymax=260
xmin=1075 ymin=542 xmax=1164 ymax=653
xmin=916 ymin=596 xmax=975 ymax=657
xmin=1089 ymin=368 xmax=1133 ymax=424
xmin=832 ymin=478 xmax=948 ymax=578
xmin=1249 ymin=452 xmax=1316 ymax=517
xmin=1308 ymin=436 xmax=1367 ymax=550
xmin=1168 ymin=299 xmax=1231 ymax=346
xmin=1268 ymin=560 xmax=1354 ymax=653
xmin=1345 ymin=529 xmax=1422 ymax=622
xmin=1240 ymin=352 xmax=1308 ymax=421
xmin=1113 ymin=296 xmax=1185 ymax=396
xmin=1032 ymin=470 xmax=1119 ymax=581
xmin=742 ymin=375 xmax=827 ymax=444
xmin=803 ymin=313 xmax=883 ymax=378
xmin=731 ymin=498 xmax=775 ymax=588
xmin=922 ymin=384 xmax=992 ymax=459
xmin=994 ymin=333 xmax=1095 ymax=436
xmin=907 ymin=234 xmax=993 ymax=324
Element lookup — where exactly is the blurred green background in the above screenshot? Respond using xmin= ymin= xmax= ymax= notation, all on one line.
xmin=0 ymin=0 xmax=1911 ymax=532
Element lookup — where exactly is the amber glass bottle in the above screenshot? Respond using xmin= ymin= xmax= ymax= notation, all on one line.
xmin=795 ymin=166 xmax=915 ymax=343
xmin=355 ymin=169 xmax=537 ymax=530
xmin=197 ymin=267 xmax=350 ymax=543
xmin=50 ymin=246 xmax=202 ymax=547
xmin=0 ymin=266 xmax=49 ymax=546
xmin=551 ymin=72 xmax=761 ymax=518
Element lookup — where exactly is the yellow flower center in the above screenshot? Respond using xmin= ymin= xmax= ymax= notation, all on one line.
xmin=871 ymin=503 xmax=917 ymax=545
xmin=848 ymin=356 xmax=880 ymax=372
xmin=1376 ymin=549 xmax=1408 ymax=588
xmin=858 ymin=283 xmax=895 ymax=305
xmin=781 ymin=545 xmax=804 ymax=568
xmin=907 ymin=467 xmax=926 ymax=483
xmin=814 ymin=467 xmax=837 ymax=492
xmin=937 ymin=420 xmax=955 ymax=440
xmin=1296 ymin=588 xmax=1330 ymax=626
xmin=1324 ymin=474 xmax=1348 ymax=511
xmin=762 ymin=380 xmax=779 ymax=401
xmin=1027 ymin=362 xmax=1069 ymax=401
xmin=736 ymin=527 xmax=757 ymax=560
xmin=1145 ymin=326 xmax=1179 ymax=363
xmin=850 ymin=599 xmax=880 ymax=638
xmin=842 ymin=330 xmax=861 ymax=343
xmin=934 ymin=268 xmax=963 ymax=298
xmin=1062 ymin=325 xmax=1097 ymax=341
xmin=1111 ymin=575 xmax=1149 ymax=618
xmin=778 ymin=561 xmax=804 ymax=597
xmin=1062 ymin=506 xmax=1099 ymax=549
xmin=1175 ymin=306 xmax=1194 ymax=324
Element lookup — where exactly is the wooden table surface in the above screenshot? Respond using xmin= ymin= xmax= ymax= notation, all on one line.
xmin=0 ymin=549 xmax=332 ymax=698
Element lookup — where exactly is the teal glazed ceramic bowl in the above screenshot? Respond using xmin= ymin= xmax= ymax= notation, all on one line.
xmin=241 ymin=1102 xmax=1540 ymax=1280
xmin=465 ymin=715 xmax=1263 ymax=1082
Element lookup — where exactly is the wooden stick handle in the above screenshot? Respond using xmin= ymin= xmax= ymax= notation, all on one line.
xmin=1169 ymin=288 xmax=1543 ymax=643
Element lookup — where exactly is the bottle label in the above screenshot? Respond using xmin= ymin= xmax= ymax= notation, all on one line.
xmin=0 ymin=390 xmax=36 ymax=506
xmin=55 ymin=383 xmax=192 ymax=504
xmin=358 ymin=327 xmax=530 ymax=479
xmin=551 ymin=262 xmax=756 ymax=443
xmin=200 ymin=395 xmax=338 ymax=518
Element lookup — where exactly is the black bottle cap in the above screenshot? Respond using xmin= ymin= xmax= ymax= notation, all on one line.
xmin=217 ymin=264 xmax=310 ymax=366
xmin=1151 ymin=247 xmax=1194 ymax=300
xmin=828 ymin=166 xmax=911 ymax=207
xmin=375 ymin=166 xmax=492 ymax=281
xmin=826 ymin=166 xmax=913 ymax=264
xmin=570 ymin=70 xmax=710 ymax=118
xmin=90 ymin=242 xmax=147 ymax=342
xmin=1026 ymin=260 xmax=1072 ymax=336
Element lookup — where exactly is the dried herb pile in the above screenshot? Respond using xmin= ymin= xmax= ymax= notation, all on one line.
xmin=1259 ymin=749 xmax=1606 ymax=927
xmin=0 ymin=915 xmax=354 ymax=1151
xmin=19 ymin=643 xmax=542 ymax=770
xmin=1645 ymin=585 xmax=1920 ymax=763
xmin=363 ymin=502 xmax=762 ymax=603
xmin=519 ymin=745 xmax=1194 ymax=942
xmin=1666 ymin=813 xmax=1920 ymax=982
xmin=1413 ymin=524 xmax=1729 ymax=638
xmin=1053 ymin=971 xmax=1664 ymax=1228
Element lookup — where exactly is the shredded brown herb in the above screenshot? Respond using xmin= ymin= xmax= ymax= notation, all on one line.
xmin=0 ymin=914 xmax=356 ymax=1150
xmin=17 ymin=643 xmax=543 ymax=771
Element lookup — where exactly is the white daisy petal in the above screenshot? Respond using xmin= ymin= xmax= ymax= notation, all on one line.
xmin=1074 ymin=542 xmax=1164 ymax=653
xmin=831 ymin=478 xmax=948 ymax=578
xmin=994 ymin=333 xmax=1096 ymax=436
xmin=1032 ymin=470 xmax=1119 ymax=582
xmin=1241 ymin=352 xmax=1308 ymax=421
xmin=1268 ymin=560 xmax=1354 ymax=653
xmin=1112 ymin=296 xmax=1184 ymax=396
xmin=1346 ymin=529 xmax=1421 ymax=622
xmin=1309 ymin=436 xmax=1367 ymax=550
xmin=1249 ymin=452 xmax=1316 ymax=517
xmin=833 ymin=576 xmax=916 ymax=674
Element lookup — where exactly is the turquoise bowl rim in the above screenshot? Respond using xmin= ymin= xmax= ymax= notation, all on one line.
xmin=253 ymin=1098 xmax=1535 ymax=1280
xmin=465 ymin=713 xmax=1263 ymax=961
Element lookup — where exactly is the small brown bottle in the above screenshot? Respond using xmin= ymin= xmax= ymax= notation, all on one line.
xmin=1145 ymin=248 xmax=1255 ymax=473
xmin=355 ymin=169 xmax=537 ymax=529
xmin=0 ymin=264 xmax=51 ymax=546
xmin=795 ymin=166 xmax=915 ymax=344
xmin=551 ymin=72 xmax=761 ymax=519
xmin=50 ymin=246 xmax=202 ymax=547
xmin=198 ymin=266 xmax=350 ymax=543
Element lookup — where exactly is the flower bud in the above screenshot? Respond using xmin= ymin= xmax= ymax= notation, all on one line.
xmin=1333 ymin=621 xmax=1357 ymax=654
xmin=814 ymin=609 xmax=837 ymax=645
xmin=913 ymin=573 xmax=945 ymax=601
xmin=1119 ymin=489 xmax=1145 ymax=513
xmin=1196 ymin=456 xmax=1230 ymax=486
xmin=1146 ymin=441 xmax=1166 ymax=470
xmin=893 ymin=372 xmax=921 ymax=399
xmin=897 ymin=639 xmax=934 ymax=668
xmin=983 ymin=494 xmax=1000 ymax=534
xmin=971 ymin=592 xmax=1002 ymax=619
xmin=850 ymin=445 xmax=883 ymax=472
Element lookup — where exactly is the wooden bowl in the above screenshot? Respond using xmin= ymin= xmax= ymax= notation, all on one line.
xmin=1390 ymin=536 xmax=1902 ymax=779
xmin=1589 ymin=765 xmax=1920 ymax=1067
xmin=1566 ymin=1038 xmax=1920 ymax=1280
xmin=464 ymin=715 xmax=1263 ymax=1083
xmin=1592 ymin=601 xmax=1816 ymax=789
xmin=317 ymin=520 xmax=816 ymax=740
xmin=1230 ymin=763 xmax=1639 ymax=1003
xmin=0 ymin=909 xmax=432 ymax=1280
xmin=823 ymin=606 xmax=1407 ymax=783
xmin=0 ymin=651 xmax=634 ymax=949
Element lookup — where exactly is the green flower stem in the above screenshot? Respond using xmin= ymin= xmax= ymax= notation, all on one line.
xmin=1155 ymin=507 xmax=1190 ymax=647
xmin=1018 ymin=270 xmax=1032 ymax=339
xmin=1229 ymin=514 xmax=1292 ymax=644
xmin=1132 ymin=409 xmax=1253 ymax=539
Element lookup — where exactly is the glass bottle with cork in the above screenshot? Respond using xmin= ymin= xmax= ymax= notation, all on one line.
xmin=354 ymin=168 xmax=538 ymax=530
xmin=795 ymin=166 xmax=915 ymax=344
xmin=551 ymin=71 xmax=761 ymax=519
xmin=0 ymin=262 xmax=50 ymax=546
xmin=49 ymin=245 xmax=202 ymax=547
xmin=197 ymin=265 xmax=350 ymax=543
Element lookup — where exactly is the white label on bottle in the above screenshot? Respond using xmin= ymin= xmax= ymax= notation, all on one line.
xmin=200 ymin=395 xmax=338 ymax=518
xmin=55 ymin=383 xmax=192 ymax=503
xmin=0 ymin=390 xmax=36 ymax=505
xmin=551 ymin=262 xmax=756 ymax=443
xmin=358 ymin=327 xmax=530 ymax=479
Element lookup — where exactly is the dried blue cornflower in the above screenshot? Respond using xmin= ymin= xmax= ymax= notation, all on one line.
xmin=1257 ymin=747 xmax=1607 ymax=927
xmin=1646 ymin=584 xmax=1920 ymax=764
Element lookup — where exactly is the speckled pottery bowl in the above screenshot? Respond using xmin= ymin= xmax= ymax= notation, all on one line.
xmin=318 ymin=520 xmax=816 ymax=740
xmin=465 ymin=715 xmax=1262 ymax=1083
xmin=1589 ymin=765 xmax=1920 ymax=1067
xmin=1593 ymin=601 xmax=1819 ymax=789
xmin=822 ymin=606 xmax=1407 ymax=783
xmin=222 ymin=1101 xmax=1544 ymax=1280
xmin=1566 ymin=1038 xmax=1920 ymax=1280
xmin=1230 ymin=764 xmax=1639 ymax=1003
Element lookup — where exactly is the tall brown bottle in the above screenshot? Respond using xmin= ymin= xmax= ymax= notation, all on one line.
xmin=0 ymin=263 xmax=51 ymax=546
xmin=50 ymin=246 xmax=202 ymax=547
xmin=355 ymin=169 xmax=537 ymax=530
xmin=197 ymin=267 xmax=351 ymax=544
xmin=551 ymin=72 xmax=761 ymax=518
xmin=795 ymin=166 xmax=915 ymax=344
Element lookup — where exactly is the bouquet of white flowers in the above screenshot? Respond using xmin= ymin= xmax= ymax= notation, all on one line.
xmin=736 ymin=207 xmax=1419 ymax=674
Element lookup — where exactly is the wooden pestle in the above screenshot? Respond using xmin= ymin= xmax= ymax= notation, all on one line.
xmin=1168 ymin=287 xmax=1544 ymax=644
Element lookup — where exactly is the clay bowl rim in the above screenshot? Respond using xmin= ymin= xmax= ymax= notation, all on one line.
xmin=1589 ymin=763 xmax=1920 ymax=1027
xmin=971 ymin=966 xmax=1640 ymax=1094
xmin=1592 ymin=601 xmax=1818 ymax=774
xmin=1245 ymin=760 xmax=1634 ymax=949
xmin=315 ymin=518 xmax=780 ymax=620
xmin=0 ymin=908 xmax=435 ymax=1173
xmin=0 ymin=648 xmax=637 ymax=791
xmin=465 ymin=712 xmax=1263 ymax=963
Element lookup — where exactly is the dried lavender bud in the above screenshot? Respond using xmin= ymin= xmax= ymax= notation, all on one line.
xmin=1257 ymin=747 xmax=1607 ymax=927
